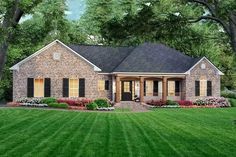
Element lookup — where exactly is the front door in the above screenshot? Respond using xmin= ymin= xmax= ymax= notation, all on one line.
xmin=121 ymin=81 xmax=132 ymax=101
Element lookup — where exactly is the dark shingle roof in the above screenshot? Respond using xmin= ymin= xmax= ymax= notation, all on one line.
xmin=113 ymin=43 xmax=200 ymax=73
xmin=69 ymin=43 xmax=200 ymax=73
xmin=69 ymin=45 xmax=134 ymax=72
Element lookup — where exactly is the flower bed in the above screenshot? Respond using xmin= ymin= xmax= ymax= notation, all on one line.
xmin=57 ymin=98 xmax=92 ymax=107
xmin=146 ymin=97 xmax=230 ymax=108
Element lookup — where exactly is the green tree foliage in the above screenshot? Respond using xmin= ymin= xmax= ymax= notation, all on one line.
xmin=81 ymin=0 xmax=236 ymax=89
xmin=0 ymin=0 xmax=87 ymax=101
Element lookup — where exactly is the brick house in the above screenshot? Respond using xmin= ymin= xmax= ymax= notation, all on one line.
xmin=10 ymin=40 xmax=223 ymax=102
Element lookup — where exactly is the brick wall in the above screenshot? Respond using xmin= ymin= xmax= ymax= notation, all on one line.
xmin=185 ymin=58 xmax=221 ymax=101
xmin=12 ymin=42 xmax=112 ymax=101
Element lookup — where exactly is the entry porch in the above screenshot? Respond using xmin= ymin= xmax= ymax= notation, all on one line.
xmin=113 ymin=75 xmax=186 ymax=103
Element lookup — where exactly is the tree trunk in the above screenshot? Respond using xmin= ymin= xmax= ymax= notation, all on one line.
xmin=0 ymin=41 xmax=8 ymax=79
xmin=229 ymin=12 xmax=236 ymax=53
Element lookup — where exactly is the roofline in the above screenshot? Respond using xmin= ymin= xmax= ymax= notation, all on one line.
xmin=112 ymin=72 xmax=187 ymax=75
xmin=185 ymin=56 xmax=224 ymax=75
xmin=10 ymin=39 xmax=102 ymax=72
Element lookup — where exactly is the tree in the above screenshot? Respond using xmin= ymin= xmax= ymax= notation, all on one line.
xmin=82 ymin=0 xmax=236 ymax=89
xmin=189 ymin=0 xmax=236 ymax=53
xmin=0 ymin=0 xmax=43 ymax=79
xmin=0 ymin=0 xmax=87 ymax=101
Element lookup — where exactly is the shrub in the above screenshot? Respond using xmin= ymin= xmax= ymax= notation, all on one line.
xmin=17 ymin=98 xmax=41 ymax=104
xmin=40 ymin=98 xmax=56 ymax=105
xmin=48 ymin=103 xmax=68 ymax=109
xmin=229 ymin=98 xmax=236 ymax=107
xmin=177 ymin=100 xmax=193 ymax=106
xmin=194 ymin=99 xmax=207 ymax=106
xmin=145 ymin=100 xmax=165 ymax=106
xmin=57 ymin=98 xmax=92 ymax=106
xmin=166 ymin=100 xmax=179 ymax=106
xmin=221 ymin=90 xmax=236 ymax=99
xmin=94 ymin=98 xmax=110 ymax=107
xmin=86 ymin=102 xmax=98 ymax=110
xmin=194 ymin=97 xmax=230 ymax=107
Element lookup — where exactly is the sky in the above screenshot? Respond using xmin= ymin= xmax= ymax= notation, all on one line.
xmin=66 ymin=0 xmax=86 ymax=20
xmin=20 ymin=0 xmax=86 ymax=23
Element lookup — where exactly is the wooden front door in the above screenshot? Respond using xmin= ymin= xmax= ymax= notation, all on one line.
xmin=121 ymin=81 xmax=132 ymax=101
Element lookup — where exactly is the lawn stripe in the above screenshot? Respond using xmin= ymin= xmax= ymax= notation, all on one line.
xmin=146 ymin=112 xmax=226 ymax=156
xmin=117 ymin=113 xmax=135 ymax=157
xmin=20 ymin=112 xmax=81 ymax=157
xmin=0 ymin=110 xmax=54 ymax=144
xmin=0 ymin=109 xmax=48 ymax=132
xmin=161 ymin=110 xmax=235 ymax=155
xmin=131 ymin=113 xmax=184 ymax=157
xmin=48 ymin=113 xmax=94 ymax=157
xmin=75 ymin=113 xmax=100 ymax=157
xmin=3 ymin=111 xmax=74 ymax=156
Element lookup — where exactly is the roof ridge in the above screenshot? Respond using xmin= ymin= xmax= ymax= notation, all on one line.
xmin=69 ymin=43 xmax=132 ymax=48
xmin=110 ymin=47 xmax=137 ymax=72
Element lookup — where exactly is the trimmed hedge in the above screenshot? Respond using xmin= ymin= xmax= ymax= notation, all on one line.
xmin=94 ymin=98 xmax=110 ymax=107
xmin=86 ymin=102 xmax=98 ymax=110
xmin=229 ymin=98 xmax=236 ymax=107
xmin=48 ymin=103 xmax=69 ymax=109
xmin=40 ymin=98 xmax=57 ymax=105
xmin=166 ymin=100 xmax=179 ymax=106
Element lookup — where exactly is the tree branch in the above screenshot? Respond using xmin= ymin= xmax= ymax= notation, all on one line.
xmin=190 ymin=15 xmax=230 ymax=35
xmin=190 ymin=0 xmax=216 ymax=17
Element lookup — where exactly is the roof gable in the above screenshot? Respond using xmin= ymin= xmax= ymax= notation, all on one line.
xmin=185 ymin=57 xmax=224 ymax=75
xmin=10 ymin=40 xmax=102 ymax=72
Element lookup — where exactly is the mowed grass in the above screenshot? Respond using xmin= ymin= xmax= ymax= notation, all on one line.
xmin=0 ymin=108 xmax=236 ymax=157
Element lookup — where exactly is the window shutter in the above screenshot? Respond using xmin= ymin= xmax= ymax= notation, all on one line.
xmin=175 ymin=81 xmax=180 ymax=96
xmin=27 ymin=78 xmax=34 ymax=97
xmin=79 ymin=78 xmax=85 ymax=97
xmin=153 ymin=81 xmax=159 ymax=96
xmin=63 ymin=78 xmax=69 ymax=97
xmin=44 ymin=78 xmax=51 ymax=97
xmin=105 ymin=80 xmax=109 ymax=90
xmin=207 ymin=81 xmax=212 ymax=96
xmin=144 ymin=81 xmax=146 ymax=96
xmin=195 ymin=81 xmax=200 ymax=96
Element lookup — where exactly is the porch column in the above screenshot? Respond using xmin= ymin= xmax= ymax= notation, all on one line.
xmin=116 ymin=76 xmax=121 ymax=103
xmin=140 ymin=76 xmax=144 ymax=103
xmin=162 ymin=76 xmax=167 ymax=102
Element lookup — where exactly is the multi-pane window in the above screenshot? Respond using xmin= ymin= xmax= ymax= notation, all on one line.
xmin=145 ymin=80 xmax=153 ymax=96
xmin=34 ymin=79 xmax=44 ymax=97
xmin=123 ymin=82 xmax=130 ymax=92
xmin=168 ymin=81 xmax=175 ymax=96
xmin=195 ymin=80 xmax=212 ymax=96
xmin=69 ymin=79 xmax=78 ymax=97
xmin=200 ymin=80 xmax=207 ymax=96
xmin=98 ymin=80 xmax=105 ymax=91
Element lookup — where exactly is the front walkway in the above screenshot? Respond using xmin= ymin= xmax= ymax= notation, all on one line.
xmin=114 ymin=101 xmax=149 ymax=112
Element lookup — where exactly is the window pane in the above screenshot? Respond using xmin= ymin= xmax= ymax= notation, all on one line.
xmin=168 ymin=81 xmax=175 ymax=96
xmin=145 ymin=80 xmax=153 ymax=96
xmin=98 ymin=80 xmax=105 ymax=91
xmin=69 ymin=79 xmax=78 ymax=97
xmin=200 ymin=80 xmax=207 ymax=96
xmin=34 ymin=79 xmax=44 ymax=97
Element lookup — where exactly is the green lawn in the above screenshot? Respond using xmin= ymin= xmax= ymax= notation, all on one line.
xmin=0 ymin=108 xmax=236 ymax=157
